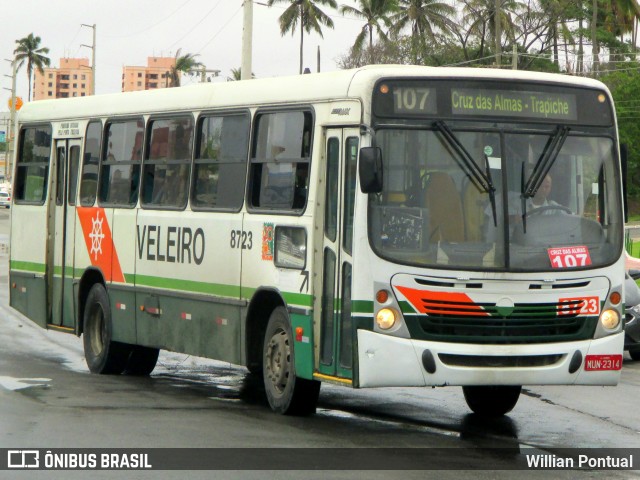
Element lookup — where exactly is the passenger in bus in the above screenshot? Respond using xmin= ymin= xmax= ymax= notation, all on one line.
xmin=292 ymin=164 xmax=308 ymax=209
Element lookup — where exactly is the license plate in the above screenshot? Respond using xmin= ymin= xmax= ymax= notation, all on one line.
xmin=584 ymin=354 xmax=622 ymax=371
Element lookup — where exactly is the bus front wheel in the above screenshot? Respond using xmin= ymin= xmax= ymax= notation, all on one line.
xmin=263 ymin=307 xmax=320 ymax=415
xmin=462 ymin=385 xmax=522 ymax=416
xmin=82 ymin=283 xmax=131 ymax=375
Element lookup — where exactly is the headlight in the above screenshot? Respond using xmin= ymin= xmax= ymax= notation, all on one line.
xmin=376 ymin=308 xmax=398 ymax=330
xmin=600 ymin=309 xmax=620 ymax=330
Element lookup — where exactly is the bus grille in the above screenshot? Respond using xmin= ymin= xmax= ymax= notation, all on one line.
xmin=411 ymin=300 xmax=598 ymax=344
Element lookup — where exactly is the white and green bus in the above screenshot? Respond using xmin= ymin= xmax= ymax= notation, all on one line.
xmin=9 ymin=65 xmax=626 ymax=416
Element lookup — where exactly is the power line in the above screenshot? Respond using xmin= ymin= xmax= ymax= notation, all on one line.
xmin=168 ymin=0 xmax=224 ymax=51
xmin=104 ymin=0 xmax=195 ymax=39
xmin=197 ymin=5 xmax=243 ymax=54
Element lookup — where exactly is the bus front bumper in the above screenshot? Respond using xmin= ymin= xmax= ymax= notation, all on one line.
xmin=356 ymin=329 xmax=624 ymax=388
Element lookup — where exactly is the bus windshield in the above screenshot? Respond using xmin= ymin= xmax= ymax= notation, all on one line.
xmin=368 ymin=123 xmax=622 ymax=272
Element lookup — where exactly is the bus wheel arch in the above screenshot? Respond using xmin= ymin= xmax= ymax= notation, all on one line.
xmin=77 ymin=268 xmax=106 ymax=336
xmin=245 ymin=288 xmax=285 ymax=375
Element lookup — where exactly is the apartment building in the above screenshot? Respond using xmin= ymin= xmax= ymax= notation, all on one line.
xmin=33 ymin=58 xmax=93 ymax=101
xmin=122 ymin=56 xmax=176 ymax=92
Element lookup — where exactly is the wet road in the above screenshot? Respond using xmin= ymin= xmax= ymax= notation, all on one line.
xmin=0 ymin=209 xmax=639 ymax=478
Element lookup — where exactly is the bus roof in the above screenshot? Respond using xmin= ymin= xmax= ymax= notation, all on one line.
xmin=17 ymin=65 xmax=611 ymax=123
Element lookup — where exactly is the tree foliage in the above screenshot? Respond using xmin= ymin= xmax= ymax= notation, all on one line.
xmin=14 ymin=33 xmax=51 ymax=102
xmin=169 ymin=48 xmax=203 ymax=87
xmin=268 ymin=0 xmax=338 ymax=74
xmin=601 ymin=66 xmax=640 ymax=197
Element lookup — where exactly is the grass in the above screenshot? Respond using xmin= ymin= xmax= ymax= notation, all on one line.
xmin=628 ymin=240 xmax=640 ymax=258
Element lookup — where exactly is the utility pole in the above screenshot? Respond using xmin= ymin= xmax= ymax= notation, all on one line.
xmin=241 ymin=0 xmax=253 ymax=80
xmin=81 ymin=23 xmax=96 ymax=94
xmin=3 ymin=59 xmax=17 ymax=179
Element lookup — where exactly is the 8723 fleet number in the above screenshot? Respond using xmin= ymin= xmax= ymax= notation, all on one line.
xmin=230 ymin=230 xmax=253 ymax=249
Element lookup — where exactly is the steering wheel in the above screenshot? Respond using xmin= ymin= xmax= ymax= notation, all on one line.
xmin=525 ymin=204 xmax=572 ymax=217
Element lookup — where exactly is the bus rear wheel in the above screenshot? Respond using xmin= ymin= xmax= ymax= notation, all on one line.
xmin=82 ymin=283 xmax=131 ymax=375
xmin=263 ymin=307 xmax=320 ymax=415
xmin=124 ymin=346 xmax=160 ymax=376
xmin=462 ymin=385 xmax=522 ymax=416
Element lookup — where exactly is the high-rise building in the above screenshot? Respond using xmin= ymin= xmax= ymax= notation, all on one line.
xmin=33 ymin=58 xmax=93 ymax=101
xmin=122 ymin=57 xmax=176 ymax=92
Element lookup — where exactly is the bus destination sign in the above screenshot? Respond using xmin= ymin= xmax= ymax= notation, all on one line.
xmin=451 ymin=88 xmax=577 ymax=121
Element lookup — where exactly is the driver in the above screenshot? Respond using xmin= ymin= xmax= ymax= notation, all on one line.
xmin=484 ymin=173 xmax=567 ymax=241
xmin=528 ymin=174 xmax=560 ymax=212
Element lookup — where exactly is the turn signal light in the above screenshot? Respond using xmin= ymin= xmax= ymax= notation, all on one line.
xmin=609 ymin=292 xmax=621 ymax=306
xmin=376 ymin=289 xmax=389 ymax=303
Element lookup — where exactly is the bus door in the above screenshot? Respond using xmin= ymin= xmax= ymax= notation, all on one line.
xmin=48 ymin=138 xmax=81 ymax=328
xmin=318 ymin=128 xmax=359 ymax=379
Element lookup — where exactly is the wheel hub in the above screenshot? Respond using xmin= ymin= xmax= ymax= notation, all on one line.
xmin=266 ymin=329 xmax=291 ymax=394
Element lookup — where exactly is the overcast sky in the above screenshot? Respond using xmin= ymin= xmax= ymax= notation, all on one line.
xmin=1 ymin=0 xmax=365 ymax=109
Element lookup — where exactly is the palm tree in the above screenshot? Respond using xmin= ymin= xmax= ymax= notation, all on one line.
xmin=340 ymin=0 xmax=397 ymax=56
xmin=537 ymin=0 xmax=575 ymax=67
xmin=267 ymin=0 xmax=338 ymax=74
xmin=168 ymin=48 xmax=203 ymax=87
xmin=461 ymin=0 xmax=522 ymax=64
xmin=389 ymin=0 xmax=456 ymax=64
xmin=14 ymin=33 xmax=51 ymax=101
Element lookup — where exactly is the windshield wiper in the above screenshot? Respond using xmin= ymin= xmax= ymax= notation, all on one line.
xmin=523 ymin=125 xmax=570 ymax=198
xmin=521 ymin=125 xmax=570 ymax=232
xmin=434 ymin=121 xmax=497 ymax=226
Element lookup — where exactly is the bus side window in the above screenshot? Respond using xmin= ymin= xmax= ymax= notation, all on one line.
xmin=80 ymin=120 xmax=102 ymax=206
xmin=99 ymin=118 xmax=144 ymax=207
xmin=192 ymin=113 xmax=249 ymax=211
xmin=141 ymin=116 xmax=193 ymax=209
xmin=249 ymin=110 xmax=312 ymax=212
xmin=14 ymin=126 xmax=52 ymax=204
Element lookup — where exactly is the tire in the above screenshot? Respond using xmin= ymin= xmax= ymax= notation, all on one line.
xmin=124 ymin=346 xmax=160 ymax=376
xmin=263 ymin=306 xmax=320 ymax=415
xmin=462 ymin=385 xmax=522 ymax=416
xmin=82 ymin=283 xmax=131 ymax=374
xmin=629 ymin=348 xmax=640 ymax=361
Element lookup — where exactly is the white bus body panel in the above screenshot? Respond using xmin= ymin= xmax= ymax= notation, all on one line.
xmin=357 ymin=329 xmax=624 ymax=387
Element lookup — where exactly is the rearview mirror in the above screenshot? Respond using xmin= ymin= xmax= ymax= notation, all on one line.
xmin=359 ymin=147 xmax=383 ymax=194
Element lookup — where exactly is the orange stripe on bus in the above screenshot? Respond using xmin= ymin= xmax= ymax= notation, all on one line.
xmin=77 ymin=207 xmax=125 ymax=283
xmin=395 ymin=285 xmax=489 ymax=316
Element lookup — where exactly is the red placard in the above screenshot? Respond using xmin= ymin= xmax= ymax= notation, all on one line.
xmin=584 ymin=354 xmax=622 ymax=371
xmin=558 ymin=296 xmax=600 ymax=316
xmin=547 ymin=246 xmax=592 ymax=269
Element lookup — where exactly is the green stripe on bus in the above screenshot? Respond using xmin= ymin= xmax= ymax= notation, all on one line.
xmin=134 ymin=274 xmax=241 ymax=298
xmin=10 ymin=260 xmax=46 ymax=274
xmin=352 ymin=300 xmax=374 ymax=314
xmin=52 ymin=265 xmax=76 ymax=277
xmin=241 ymin=286 xmax=313 ymax=308
xmin=14 ymin=262 xmax=321 ymax=310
